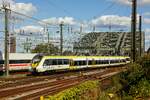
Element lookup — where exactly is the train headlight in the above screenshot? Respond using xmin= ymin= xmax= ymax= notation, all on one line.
xmin=28 ymin=66 xmax=33 ymax=72
xmin=2 ymin=67 xmax=5 ymax=72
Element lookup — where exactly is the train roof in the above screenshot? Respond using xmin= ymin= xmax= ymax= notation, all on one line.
xmin=43 ymin=56 xmax=129 ymax=59
xmin=2 ymin=53 xmax=37 ymax=60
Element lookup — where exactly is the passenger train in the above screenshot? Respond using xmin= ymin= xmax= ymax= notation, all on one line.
xmin=0 ymin=53 xmax=37 ymax=74
xmin=31 ymin=54 xmax=130 ymax=73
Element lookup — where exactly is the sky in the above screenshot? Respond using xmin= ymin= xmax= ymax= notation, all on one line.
xmin=0 ymin=0 xmax=150 ymax=51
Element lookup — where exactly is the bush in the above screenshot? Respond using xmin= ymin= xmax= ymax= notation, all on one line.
xmin=129 ymin=78 xmax=150 ymax=98
xmin=98 ymin=92 xmax=110 ymax=100
xmin=45 ymin=81 xmax=99 ymax=100
xmin=118 ymin=63 xmax=144 ymax=91
xmin=136 ymin=54 xmax=150 ymax=80
xmin=126 ymin=63 xmax=144 ymax=85
xmin=109 ymin=63 xmax=145 ymax=99
xmin=111 ymin=55 xmax=150 ymax=99
xmin=136 ymin=54 xmax=150 ymax=68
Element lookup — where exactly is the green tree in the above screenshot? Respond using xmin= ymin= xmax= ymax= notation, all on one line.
xmin=63 ymin=50 xmax=73 ymax=55
xmin=31 ymin=43 xmax=59 ymax=55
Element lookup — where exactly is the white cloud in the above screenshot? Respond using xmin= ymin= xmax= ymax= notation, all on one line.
xmin=0 ymin=0 xmax=37 ymax=16
xmin=40 ymin=17 xmax=76 ymax=25
xmin=113 ymin=0 xmax=131 ymax=5
xmin=140 ymin=0 xmax=150 ymax=5
xmin=144 ymin=12 xmax=150 ymax=17
xmin=91 ymin=15 xmax=131 ymax=27
xmin=112 ymin=0 xmax=150 ymax=6
xmin=11 ymin=3 xmax=37 ymax=16
xmin=145 ymin=29 xmax=150 ymax=39
xmin=58 ymin=17 xmax=76 ymax=25
xmin=143 ymin=18 xmax=150 ymax=24
xmin=15 ymin=25 xmax=44 ymax=34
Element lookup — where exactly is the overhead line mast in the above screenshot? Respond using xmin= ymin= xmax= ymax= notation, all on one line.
xmin=139 ymin=16 xmax=142 ymax=57
xmin=3 ymin=5 xmax=10 ymax=76
xmin=60 ymin=22 xmax=64 ymax=55
xmin=131 ymin=0 xmax=137 ymax=62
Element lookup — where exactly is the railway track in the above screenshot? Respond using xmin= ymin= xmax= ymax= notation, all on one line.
xmin=0 ymin=67 xmax=126 ymax=100
xmin=0 ymin=67 xmax=108 ymax=87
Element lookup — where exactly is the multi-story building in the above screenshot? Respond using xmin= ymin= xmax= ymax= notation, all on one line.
xmin=73 ymin=32 xmax=145 ymax=57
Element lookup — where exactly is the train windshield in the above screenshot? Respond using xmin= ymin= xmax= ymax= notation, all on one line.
xmin=126 ymin=57 xmax=130 ymax=61
xmin=0 ymin=60 xmax=4 ymax=68
xmin=32 ymin=54 xmax=43 ymax=64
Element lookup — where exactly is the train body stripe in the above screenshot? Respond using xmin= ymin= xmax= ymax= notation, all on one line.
xmin=9 ymin=63 xmax=30 ymax=67
xmin=1 ymin=63 xmax=31 ymax=67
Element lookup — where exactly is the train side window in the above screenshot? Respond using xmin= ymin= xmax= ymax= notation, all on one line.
xmin=120 ymin=59 xmax=123 ymax=62
xmin=73 ymin=61 xmax=86 ymax=66
xmin=126 ymin=58 xmax=130 ymax=61
xmin=99 ymin=60 xmax=102 ymax=64
xmin=96 ymin=60 xmax=98 ymax=64
xmin=103 ymin=60 xmax=109 ymax=64
xmin=101 ymin=60 xmax=104 ymax=64
xmin=110 ymin=60 xmax=118 ymax=63
xmin=21 ymin=60 xmax=30 ymax=63
xmin=74 ymin=61 xmax=78 ymax=66
xmin=9 ymin=60 xmax=14 ymax=64
xmin=96 ymin=60 xmax=101 ymax=64
xmin=9 ymin=60 xmax=31 ymax=64
xmin=79 ymin=61 xmax=82 ymax=65
xmin=99 ymin=60 xmax=101 ymax=64
xmin=57 ymin=59 xmax=63 ymax=65
xmin=110 ymin=60 xmax=113 ymax=63
xmin=43 ymin=59 xmax=49 ymax=66
xmin=52 ymin=59 xmax=57 ymax=65
xmin=120 ymin=60 xmax=123 ymax=63
xmin=63 ymin=59 xmax=69 ymax=65
xmin=82 ymin=61 xmax=86 ymax=65
xmin=117 ymin=60 xmax=120 ymax=63
xmin=110 ymin=60 xmax=114 ymax=63
xmin=0 ymin=60 xmax=4 ymax=64
xmin=123 ymin=59 xmax=126 ymax=62
xmin=48 ymin=59 xmax=52 ymax=65
xmin=88 ymin=60 xmax=93 ymax=65
xmin=79 ymin=61 xmax=86 ymax=66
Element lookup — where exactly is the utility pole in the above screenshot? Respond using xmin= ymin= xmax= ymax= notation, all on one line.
xmin=109 ymin=21 xmax=112 ymax=32
xmin=47 ymin=28 xmax=50 ymax=54
xmin=3 ymin=6 xmax=9 ymax=76
xmin=67 ymin=25 xmax=70 ymax=34
xmin=139 ymin=16 xmax=142 ymax=57
xmin=80 ymin=23 xmax=83 ymax=34
xmin=93 ymin=17 xmax=96 ymax=32
xmin=25 ymin=38 xmax=28 ymax=53
xmin=93 ymin=25 xmax=96 ymax=32
xmin=131 ymin=0 xmax=137 ymax=62
xmin=60 ymin=22 xmax=63 ymax=55
xmin=23 ymin=37 xmax=31 ymax=53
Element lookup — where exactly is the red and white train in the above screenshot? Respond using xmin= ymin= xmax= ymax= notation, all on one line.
xmin=0 ymin=53 xmax=37 ymax=74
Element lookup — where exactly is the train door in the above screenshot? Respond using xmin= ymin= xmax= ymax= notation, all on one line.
xmin=92 ymin=58 xmax=96 ymax=67
xmin=69 ymin=59 xmax=76 ymax=70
